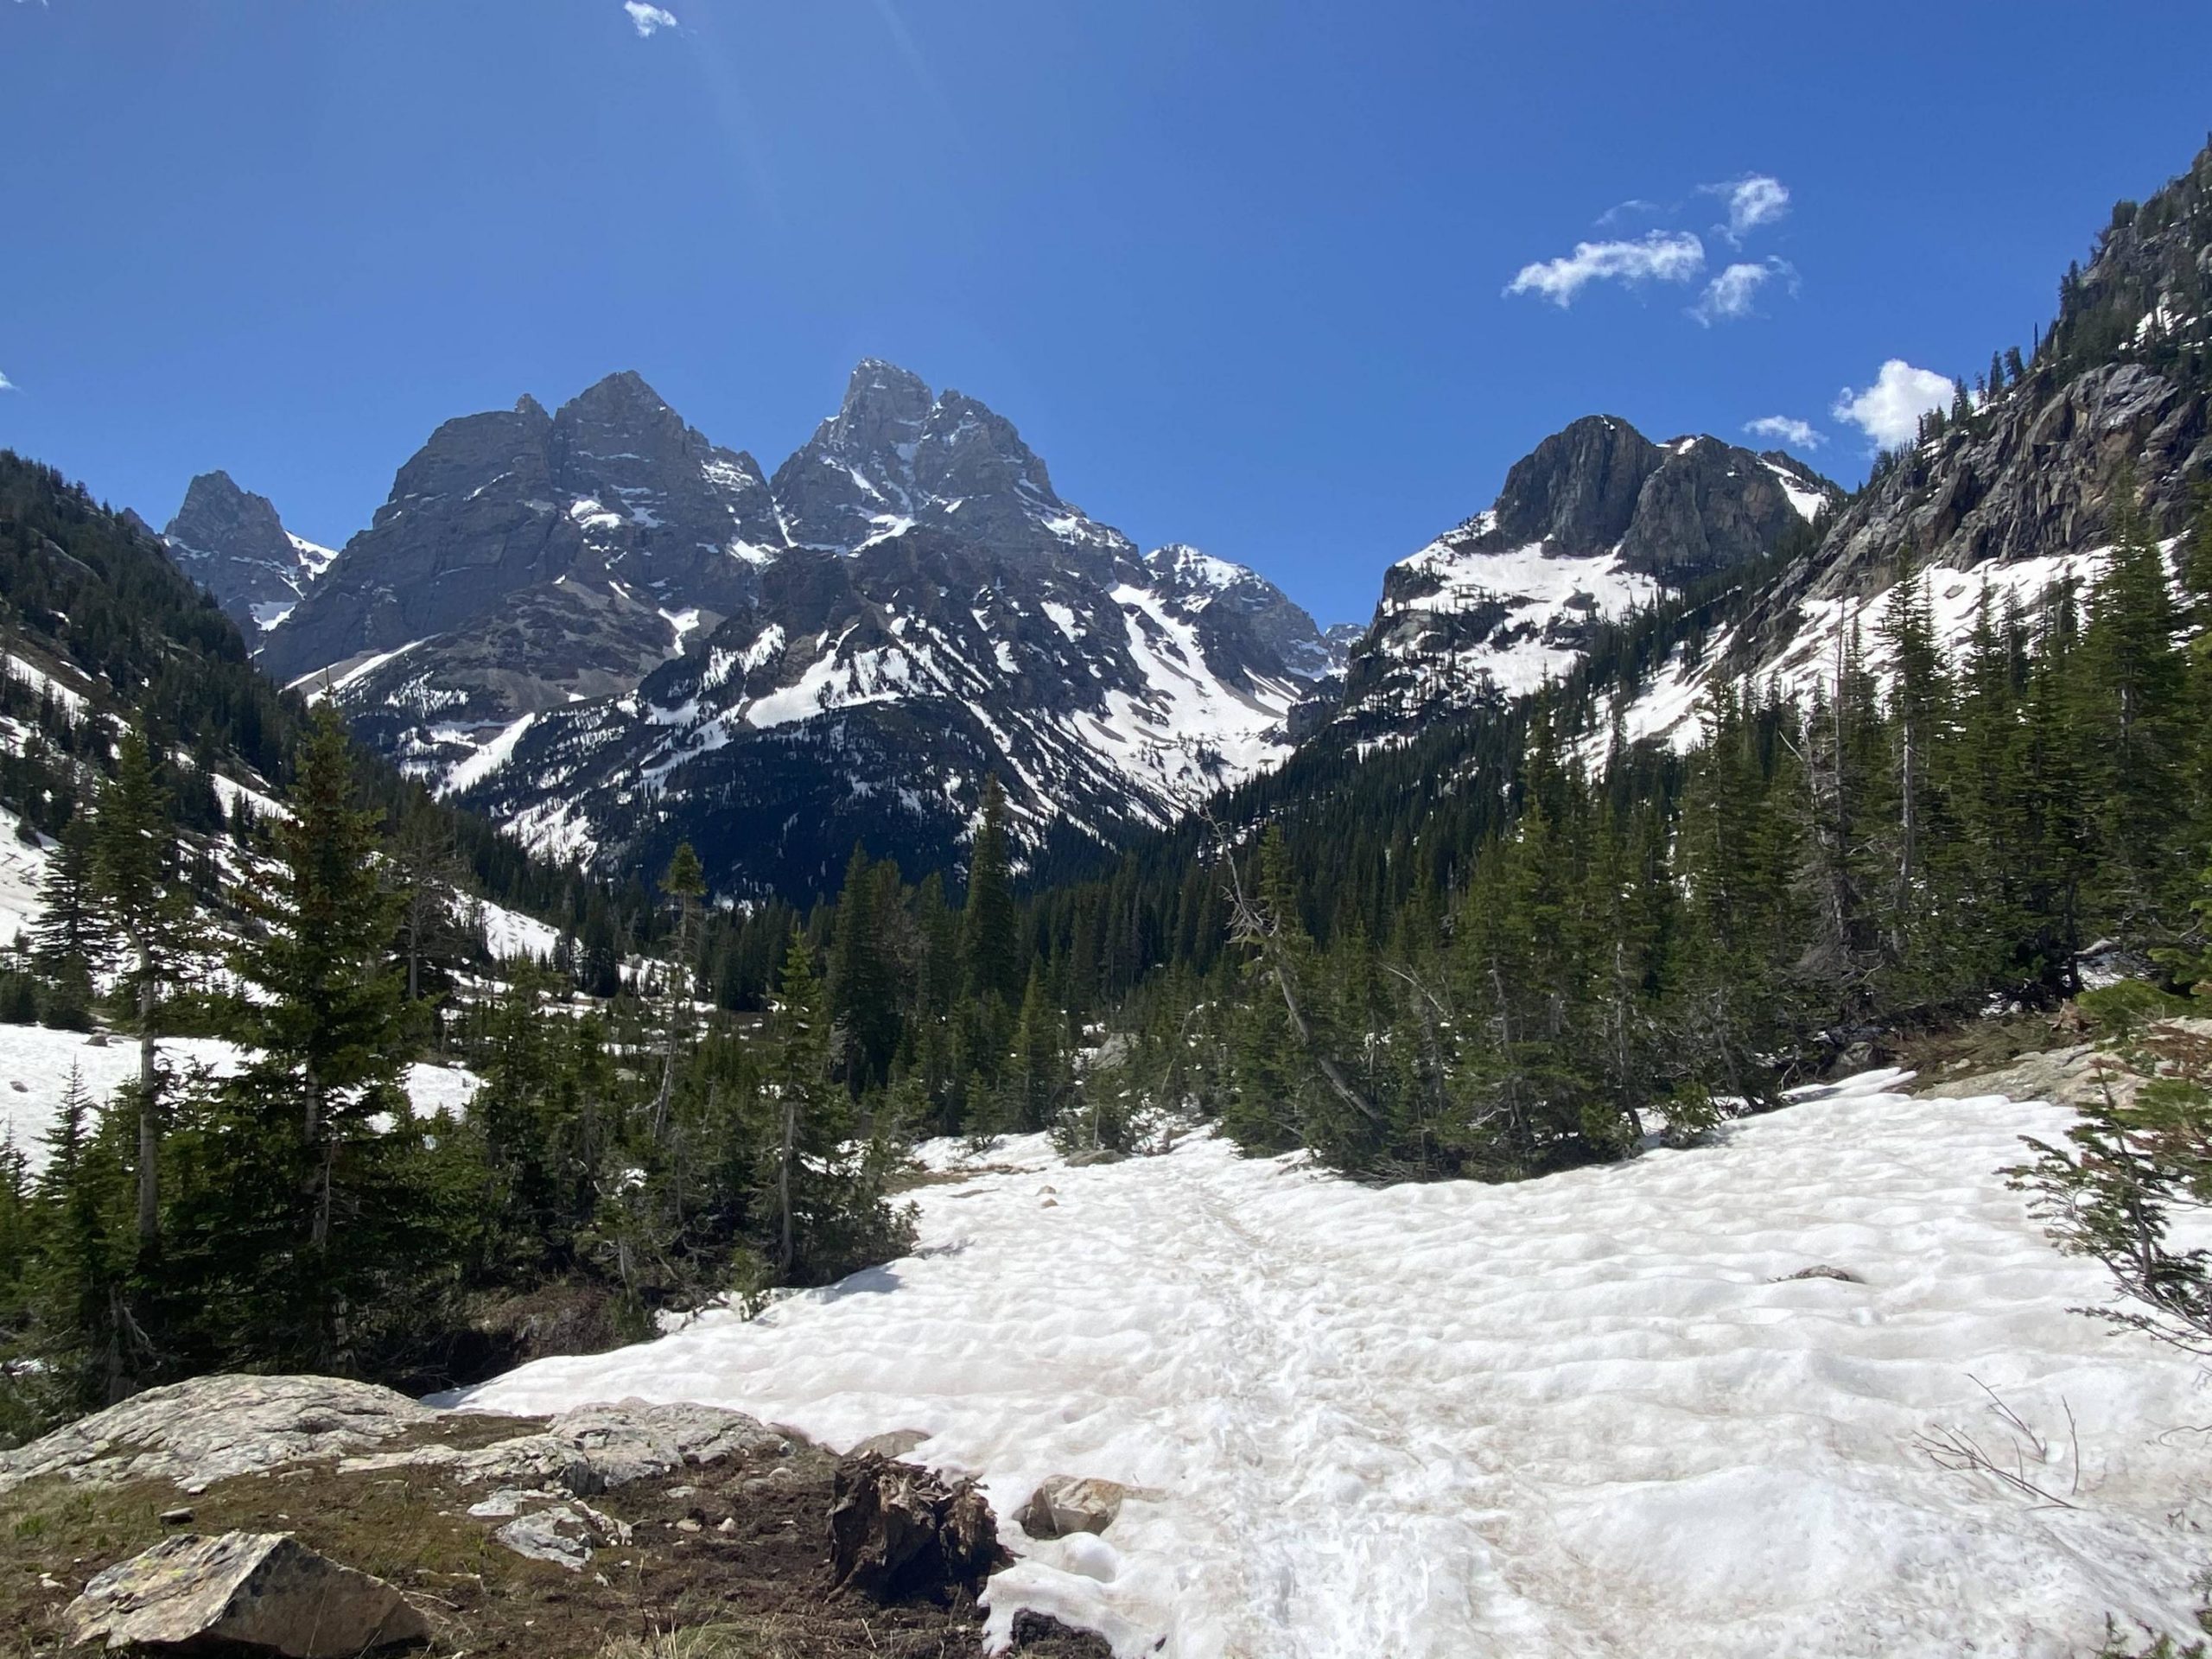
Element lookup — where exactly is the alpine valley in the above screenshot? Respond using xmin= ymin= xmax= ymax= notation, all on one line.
xmin=8 ymin=80 xmax=2212 ymax=1659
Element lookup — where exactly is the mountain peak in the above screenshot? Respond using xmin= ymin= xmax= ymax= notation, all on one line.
xmin=830 ymin=359 xmax=934 ymax=448
xmin=557 ymin=369 xmax=677 ymax=423
xmin=163 ymin=470 xmax=327 ymax=634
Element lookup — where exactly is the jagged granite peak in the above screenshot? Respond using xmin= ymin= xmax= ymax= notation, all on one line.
xmin=162 ymin=470 xmax=336 ymax=634
xmin=770 ymin=359 xmax=1125 ymax=563
xmin=235 ymin=358 xmax=1343 ymax=896
xmin=1332 ymin=416 xmax=1840 ymax=737
xmin=260 ymin=371 xmax=783 ymax=705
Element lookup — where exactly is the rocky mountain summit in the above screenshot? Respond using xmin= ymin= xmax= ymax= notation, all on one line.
xmin=1586 ymin=138 xmax=2212 ymax=750
xmin=1330 ymin=416 xmax=1838 ymax=741
xmin=200 ymin=361 xmax=1346 ymax=894
xmin=162 ymin=470 xmax=335 ymax=633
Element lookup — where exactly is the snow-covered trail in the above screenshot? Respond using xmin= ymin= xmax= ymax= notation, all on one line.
xmin=448 ymin=1072 xmax=2212 ymax=1657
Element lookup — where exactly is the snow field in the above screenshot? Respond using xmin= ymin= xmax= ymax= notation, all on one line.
xmin=451 ymin=1073 xmax=2212 ymax=1658
xmin=0 ymin=1023 xmax=480 ymax=1174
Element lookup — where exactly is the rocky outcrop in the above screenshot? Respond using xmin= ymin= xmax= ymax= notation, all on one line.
xmin=0 ymin=1374 xmax=788 ymax=1502
xmin=1332 ymin=416 xmax=1836 ymax=739
xmin=1592 ymin=140 xmax=2212 ymax=745
xmin=62 ymin=1531 xmax=429 ymax=1657
xmin=827 ymin=1452 xmax=1002 ymax=1602
xmin=340 ymin=1397 xmax=791 ymax=1494
xmin=162 ymin=471 xmax=334 ymax=633
xmin=0 ymin=1374 xmax=435 ymax=1495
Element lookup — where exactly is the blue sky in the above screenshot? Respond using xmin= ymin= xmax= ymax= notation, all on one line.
xmin=3 ymin=2 xmax=2208 ymax=626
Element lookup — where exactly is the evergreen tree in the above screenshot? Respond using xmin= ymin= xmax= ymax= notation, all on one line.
xmin=963 ymin=777 xmax=1021 ymax=1007
xmin=88 ymin=724 xmax=192 ymax=1249
xmin=2081 ymin=481 xmax=2188 ymax=926
xmin=175 ymin=708 xmax=433 ymax=1373
xmin=649 ymin=842 xmax=707 ymax=1141
xmin=830 ymin=844 xmax=902 ymax=1093
xmin=32 ymin=815 xmax=110 ymax=1032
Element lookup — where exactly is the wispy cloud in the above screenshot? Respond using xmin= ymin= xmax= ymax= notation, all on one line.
xmin=1701 ymin=174 xmax=1789 ymax=245
xmin=1691 ymin=257 xmax=1795 ymax=325
xmin=1745 ymin=415 xmax=1822 ymax=450
xmin=624 ymin=2 xmax=677 ymax=37
xmin=1503 ymin=231 xmax=1705 ymax=307
xmin=1833 ymin=359 xmax=1955 ymax=448
xmin=1593 ymin=198 xmax=1662 ymax=228
xmin=0 ymin=371 xmax=15 ymax=392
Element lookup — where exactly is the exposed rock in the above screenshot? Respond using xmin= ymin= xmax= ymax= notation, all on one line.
xmin=1775 ymin=1265 xmax=1864 ymax=1285
xmin=0 ymin=1374 xmax=435 ymax=1496
xmin=827 ymin=1452 xmax=1002 ymax=1602
xmin=340 ymin=1398 xmax=789 ymax=1494
xmin=847 ymin=1427 xmax=931 ymax=1460
xmin=163 ymin=470 xmax=335 ymax=634
xmin=62 ymin=1531 xmax=429 ymax=1656
xmin=240 ymin=358 xmax=1348 ymax=899
xmin=1015 ymin=1475 xmax=1141 ymax=1540
xmin=493 ymin=1499 xmax=631 ymax=1572
xmin=1912 ymin=1043 xmax=2147 ymax=1112
xmin=1332 ymin=416 xmax=1836 ymax=741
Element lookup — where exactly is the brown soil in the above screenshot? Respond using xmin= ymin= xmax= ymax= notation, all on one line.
xmin=0 ymin=1428 xmax=1111 ymax=1659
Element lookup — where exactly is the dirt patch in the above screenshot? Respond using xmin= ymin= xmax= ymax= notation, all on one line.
xmin=0 ymin=1432 xmax=1111 ymax=1658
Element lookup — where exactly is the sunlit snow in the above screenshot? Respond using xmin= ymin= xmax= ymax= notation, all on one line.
xmin=448 ymin=1071 xmax=2208 ymax=1657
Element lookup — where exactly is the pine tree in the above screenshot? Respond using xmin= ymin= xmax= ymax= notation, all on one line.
xmin=387 ymin=796 xmax=467 ymax=1014
xmin=963 ymin=777 xmax=1021 ymax=1007
xmin=88 ymin=724 xmax=192 ymax=1249
xmin=830 ymin=844 xmax=902 ymax=1093
xmin=2081 ymin=480 xmax=2188 ymax=927
xmin=184 ymin=708 xmax=430 ymax=1372
xmin=650 ymin=842 xmax=707 ymax=1141
xmin=33 ymin=816 xmax=111 ymax=1032
xmin=1007 ymin=963 xmax=1071 ymax=1134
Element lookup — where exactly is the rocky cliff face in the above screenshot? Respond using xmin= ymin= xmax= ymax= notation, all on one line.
xmin=258 ymin=373 xmax=781 ymax=713
xmin=253 ymin=362 xmax=1346 ymax=894
xmin=1592 ymin=140 xmax=2212 ymax=749
xmin=1332 ymin=416 xmax=1837 ymax=741
xmin=162 ymin=471 xmax=336 ymax=633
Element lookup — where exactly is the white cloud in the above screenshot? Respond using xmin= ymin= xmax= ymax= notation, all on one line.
xmin=1689 ymin=257 xmax=1795 ymax=325
xmin=1702 ymin=175 xmax=1789 ymax=244
xmin=1832 ymin=359 xmax=1955 ymax=449
xmin=624 ymin=2 xmax=677 ymax=36
xmin=1745 ymin=415 xmax=1823 ymax=450
xmin=1594 ymin=198 xmax=1662 ymax=228
xmin=1503 ymin=231 xmax=1705 ymax=307
xmin=0 ymin=372 xmax=13 ymax=392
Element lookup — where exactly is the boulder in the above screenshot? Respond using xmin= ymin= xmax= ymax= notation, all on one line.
xmin=341 ymin=1397 xmax=788 ymax=1494
xmin=62 ymin=1531 xmax=428 ymax=1656
xmin=1015 ymin=1475 xmax=1139 ymax=1540
xmin=848 ymin=1427 xmax=931 ymax=1461
xmin=0 ymin=1375 xmax=435 ymax=1496
xmin=492 ymin=1500 xmax=631 ymax=1572
xmin=827 ymin=1452 xmax=1002 ymax=1602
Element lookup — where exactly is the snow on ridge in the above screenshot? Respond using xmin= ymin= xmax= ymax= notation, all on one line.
xmin=1592 ymin=542 xmax=2158 ymax=756
xmin=1146 ymin=543 xmax=1249 ymax=594
xmin=1764 ymin=458 xmax=1831 ymax=523
xmin=1385 ymin=540 xmax=1663 ymax=699
xmin=439 ymin=713 xmax=537 ymax=798
xmin=448 ymin=1072 xmax=2210 ymax=1658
